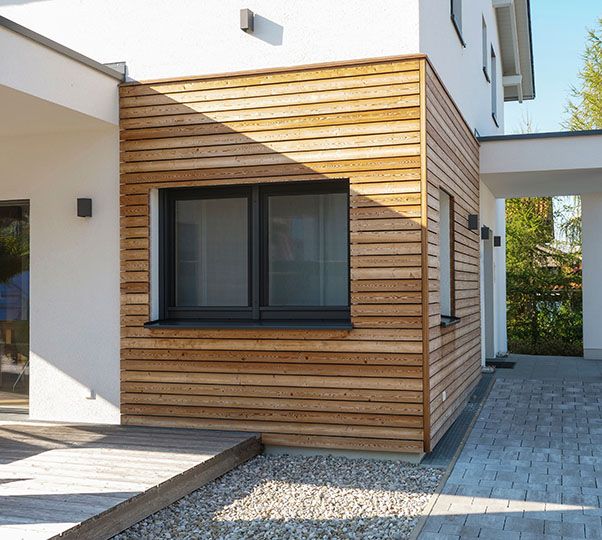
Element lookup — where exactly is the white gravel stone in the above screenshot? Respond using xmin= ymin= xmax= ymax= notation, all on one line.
xmin=113 ymin=454 xmax=443 ymax=540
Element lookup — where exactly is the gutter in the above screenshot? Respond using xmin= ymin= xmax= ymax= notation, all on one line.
xmin=0 ymin=15 xmax=125 ymax=81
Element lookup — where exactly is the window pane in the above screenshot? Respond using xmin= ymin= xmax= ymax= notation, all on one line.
xmin=175 ymin=197 xmax=248 ymax=307
xmin=439 ymin=190 xmax=452 ymax=317
xmin=268 ymin=192 xmax=347 ymax=307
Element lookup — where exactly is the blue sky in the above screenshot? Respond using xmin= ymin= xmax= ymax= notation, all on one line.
xmin=504 ymin=0 xmax=601 ymax=133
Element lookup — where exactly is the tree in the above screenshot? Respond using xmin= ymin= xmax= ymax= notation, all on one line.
xmin=564 ymin=18 xmax=602 ymax=130
xmin=506 ymin=198 xmax=582 ymax=355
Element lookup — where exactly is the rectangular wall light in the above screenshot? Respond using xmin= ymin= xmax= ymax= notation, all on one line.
xmin=240 ymin=8 xmax=254 ymax=32
xmin=77 ymin=198 xmax=92 ymax=218
xmin=468 ymin=214 xmax=479 ymax=230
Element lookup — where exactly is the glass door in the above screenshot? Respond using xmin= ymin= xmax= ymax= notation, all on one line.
xmin=0 ymin=202 xmax=29 ymax=413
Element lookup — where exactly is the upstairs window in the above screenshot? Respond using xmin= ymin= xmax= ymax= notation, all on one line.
xmin=451 ymin=0 xmax=465 ymax=46
xmin=159 ymin=182 xmax=350 ymax=326
xmin=491 ymin=46 xmax=499 ymax=126
xmin=482 ymin=17 xmax=490 ymax=81
xmin=439 ymin=189 xmax=455 ymax=324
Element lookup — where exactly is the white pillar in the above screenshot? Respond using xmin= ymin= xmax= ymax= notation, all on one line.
xmin=494 ymin=198 xmax=508 ymax=355
xmin=582 ymin=193 xmax=602 ymax=359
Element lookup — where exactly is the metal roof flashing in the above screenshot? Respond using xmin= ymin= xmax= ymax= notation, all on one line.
xmin=478 ymin=129 xmax=602 ymax=143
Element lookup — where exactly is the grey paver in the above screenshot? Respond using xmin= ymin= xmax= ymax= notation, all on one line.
xmin=419 ymin=355 xmax=602 ymax=539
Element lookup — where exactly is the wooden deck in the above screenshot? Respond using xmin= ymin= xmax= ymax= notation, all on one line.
xmin=0 ymin=421 xmax=261 ymax=539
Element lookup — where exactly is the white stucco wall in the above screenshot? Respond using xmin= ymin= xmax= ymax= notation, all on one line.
xmin=0 ymin=0 xmax=420 ymax=81
xmin=0 ymin=128 xmax=120 ymax=423
xmin=419 ymin=0 xmax=504 ymax=136
xmin=1 ymin=0 xmax=502 ymax=135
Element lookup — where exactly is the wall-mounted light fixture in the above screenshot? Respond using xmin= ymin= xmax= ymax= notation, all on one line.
xmin=240 ymin=8 xmax=254 ymax=32
xmin=494 ymin=235 xmax=502 ymax=247
xmin=468 ymin=214 xmax=479 ymax=230
xmin=481 ymin=226 xmax=491 ymax=240
xmin=77 ymin=198 xmax=92 ymax=218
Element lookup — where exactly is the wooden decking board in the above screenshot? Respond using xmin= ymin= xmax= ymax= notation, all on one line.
xmin=0 ymin=422 xmax=260 ymax=540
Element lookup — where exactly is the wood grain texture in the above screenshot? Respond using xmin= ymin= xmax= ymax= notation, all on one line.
xmin=120 ymin=56 xmax=428 ymax=454
xmin=120 ymin=55 xmax=482 ymax=455
xmin=424 ymin=62 xmax=482 ymax=449
xmin=0 ymin=423 xmax=259 ymax=540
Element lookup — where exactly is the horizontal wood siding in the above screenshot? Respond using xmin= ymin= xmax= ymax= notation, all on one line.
xmin=120 ymin=56 xmax=428 ymax=453
xmin=424 ymin=62 xmax=482 ymax=449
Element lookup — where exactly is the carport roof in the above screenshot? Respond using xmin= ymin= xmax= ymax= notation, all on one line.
xmin=479 ymin=129 xmax=602 ymax=198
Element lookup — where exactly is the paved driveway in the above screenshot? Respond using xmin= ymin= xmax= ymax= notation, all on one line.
xmin=420 ymin=355 xmax=602 ymax=539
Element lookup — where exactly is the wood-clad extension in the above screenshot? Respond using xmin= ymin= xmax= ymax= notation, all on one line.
xmin=119 ymin=55 xmax=481 ymax=454
xmin=424 ymin=63 xmax=482 ymax=450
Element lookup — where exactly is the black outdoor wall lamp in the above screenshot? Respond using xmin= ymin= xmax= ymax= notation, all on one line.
xmin=494 ymin=235 xmax=502 ymax=247
xmin=77 ymin=198 xmax=92 ymax=218
xmin=481 ymin=226 xmax=491 ymax=240
xmin=468 ymin=214 xmax=479 ymax=230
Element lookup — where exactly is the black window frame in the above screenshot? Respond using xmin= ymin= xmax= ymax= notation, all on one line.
xmin=491 ymin=45 xmax=499 ymax=127
xmin=158 ymin=181 xmax=351 ymax=327
xmin=482 ymin=16 xmax=490 ymax=82
xmin=450 ymin=0 xmax=466 ymax=47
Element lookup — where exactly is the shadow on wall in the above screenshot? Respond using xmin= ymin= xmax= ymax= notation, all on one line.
xmin=252 ymin=14 xmax=284 ymax=46
xmin=0 ymin=0 xmax=50 ymax=5
xmin=119 ymin=61 xmax=427 ymax=451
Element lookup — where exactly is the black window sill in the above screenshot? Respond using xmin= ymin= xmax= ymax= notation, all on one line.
xmin=440 ymin=315 xmax=461 ymax=328
xmin=144 ymin=319 xmax=353 ymax=330
xmin=451 ymin=16 xmax=466 ymax=47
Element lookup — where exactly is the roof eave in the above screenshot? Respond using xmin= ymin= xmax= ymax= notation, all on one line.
xmin=0 ymin=15 xmax=126 ymax=81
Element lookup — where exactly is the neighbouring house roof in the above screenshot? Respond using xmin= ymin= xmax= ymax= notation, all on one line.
xmin=493 ymin=0 xmax=535 ymax=102
xmin=0 ymin=15 xmax=125 ymax=80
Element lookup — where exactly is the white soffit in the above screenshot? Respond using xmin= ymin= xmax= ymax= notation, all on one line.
xmin=493 ymin=0 xmax=535 ymax=102
xmin=0 ymin=15 xmax=124 ymax=126
xmin=479 ymin=131 xmax=602 ymax=198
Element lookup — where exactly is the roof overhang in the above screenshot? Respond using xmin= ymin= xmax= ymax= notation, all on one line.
xmin=493 ymin=0 xmax=535 ymax=102
xmin=0 ymin=16 xmax=124 ymax=133
xmin=479 ymin=131 xmax=602 ymax=198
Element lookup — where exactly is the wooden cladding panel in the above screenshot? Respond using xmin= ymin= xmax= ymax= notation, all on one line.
xmin=424 ymin=62 xmax=482 ymax=449
xmin=120 ymin=56 xmax=428 ymax=453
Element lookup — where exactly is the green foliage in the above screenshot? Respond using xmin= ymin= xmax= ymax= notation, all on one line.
xmin=506 ymin=198 xmax=582 ymax=356
xmin=564 ymin=18 xmax=602 ymax=130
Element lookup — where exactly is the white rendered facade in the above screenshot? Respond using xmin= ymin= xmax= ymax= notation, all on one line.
xmin=0 ymin=0 xmax=536 ymax=423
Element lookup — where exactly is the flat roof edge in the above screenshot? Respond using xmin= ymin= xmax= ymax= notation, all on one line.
xmin=0 ymin=15 xmax=125 ymax=81
xmin=479 ymin=129 xmax=602 ymax=142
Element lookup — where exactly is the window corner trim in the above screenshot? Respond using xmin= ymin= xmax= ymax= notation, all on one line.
xmin=450 ymin=15 xmax=466 ymax=47
xmin=483 ymin=66 xmax=490 ymax=83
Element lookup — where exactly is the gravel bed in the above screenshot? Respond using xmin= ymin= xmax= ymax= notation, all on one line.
xmin=113 ymin=454 xmax=443 ymax=540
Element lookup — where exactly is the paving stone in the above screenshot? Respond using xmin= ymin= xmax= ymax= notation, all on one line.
xmin=503 ymin=515 xmax=545 ymax=534
xmin=475 ymin=526 xmax=517 ymax=539
xmin=544 ymin=520 xmax=586 ymax=538
xmin=419 ymin=376 xmax=602 ymax=540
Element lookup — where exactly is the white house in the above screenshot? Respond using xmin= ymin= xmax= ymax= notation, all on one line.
xmin=0 ymin=0 xmax=600 ymax=456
